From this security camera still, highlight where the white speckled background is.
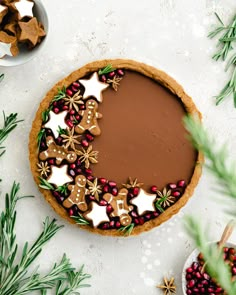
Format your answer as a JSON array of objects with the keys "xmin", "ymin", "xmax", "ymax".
[{"xmin": 1, "ymin": 0, "xmax": 236, "ymax": 294}]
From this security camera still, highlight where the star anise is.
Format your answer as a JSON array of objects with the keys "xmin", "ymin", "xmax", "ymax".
[
  {"xmin": 37, "ymin": 161, "xmax": 50, "ymax": 177},
  {"xmin": 107, "ymin": 75, "xmax": 123, "ymax": 91},
  {"xmin": 61, "ymin": 127, "xmax": 81, "ymax": 150},
  {"xmin": 122, "ymin": 177, "xmax": 144, "ymax": 189},
  {"xmin": 157, "ymin": 277, "xmax": 176, "ymax": 295},
  {"xmin": 76, "ymin": 145, "xmax": 98, "ymax": 169},
  {"xmin": 156, "ymin": 187, "xmax": 175, "ymax": 208},
  {"xmin": 64, "ymin": 90, "xmax": 84, "ymax": 112},
  {"xmin": 87, "ymin": 178, "xmax": 102, "ymax": 201}
]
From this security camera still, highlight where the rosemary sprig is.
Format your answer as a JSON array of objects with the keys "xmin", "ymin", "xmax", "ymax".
[
  {"xmin": 37, "ymin": 129, "xmax": 46, "ymax": 149},
  {"xmin": 98, "ymin": 64, "xmax": 116, "ymax": 75},
  {"xmin": 39, "ymin": 177, "xmax": 54, "ymax": 190},
  {"xmin": 209, "ymin": 13, "xmax": 236, "ymax": 61},
  {"xmin": 155, "ymin": 200, "xmax": 165, "ymax": 213},
  {"xmin": 0, "ymin": 112, "xmax": 23, "ymax": 157},
  {"xmin": 71, "ymin": 214, "xmax": 90, "ymax": 226},
  {"xmin": 56, "ymin": 184, "xmax": 68, "ymax": 195},
  {"xmin": 52, "ymin": 87, "xmax": 66, "ymax": 102},
  {"xmin": 0, "ymin": 182, "xmax": 91, "ymax": 294},
  {"xmin": 184, "ymin": 115, "xmax": 236, "ymax": 215},
  {"xmin": 184, "ymin": 217, "xmax": 236, "ymax": 295},
  {"xmin": 0, "ymin": 74, "xmax": 4, "ymax": 83},
  {"xmin": 58, "ymin": 126, "xmax": 68, "ymax": 136},
  {"xmin": 42, "ymin": 106, "xmax": 53, "ymax": 123},
  {"xmin": 118, "ymin": 223, "xmax": 135, "ymax": 236}
]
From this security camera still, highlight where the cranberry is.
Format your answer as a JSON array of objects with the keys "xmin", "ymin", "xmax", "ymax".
[
  {"xmin": 81, "ymin": 139, "xmax": 89, "ymax": 147},
  {"xmin": 177, "ymin": 179, "xmax": 186, "ymax": 187},
  {"xmin": 150, "ymin": 185, "xmax": 157, "ymax": 193},
  {"xmin": 66, "ymin": 89, "xmax": 73, "ymax": 96}
]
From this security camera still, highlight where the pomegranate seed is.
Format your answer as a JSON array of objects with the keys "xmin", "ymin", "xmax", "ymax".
[
  {"xmin": 99, "ymin": 178, "xmax": 107, "ymax": 184},
  {"xmin": 207, "ymin": 287, "xmax": 214, "ymax": 292},
  {"xmin": 224, "ymin": 247, "xmax": 229, "ymax": 253},
  {"xmin": 192, "ymin": 262, "xmax": 199, "ymax": 270},
  {"xmin": 134, "ymin": 218, "xmax": 139, "ymax": 225},
  {"xmin": 115, "ymin": 221, "xmax": 121, "ymax": 228},
  {"xmin": 108, "ymin": 181, "xmax": 116, "ymax": 187},
  {"xmin": 117, "ymin": 69, "xmax": 124, "ymax": 76},
  {"xmin": 172, "ymin": 191, "xmax": 181, "ymax": 197},
  {"xmin": 99, "ymin": 200, "xmax": 107, "ymax": 206},
  {"xmin": 109, "ymin": 220, "xmax": 115, "ymax": 227},
  {"xmin": 203, "ymin": 273, "xmax": 210, "ymax": 280},
  {"xmin": 66, "ymin": 120, "xmax": 73, "ymax": 128},
  {"xmin": 107, "ymin": 205, "xmax": 113, "ymax": 213},
  {"xmin": 66, "ymin": 89, "xmax": 73, "ymax": 96},
  {"xmin": 87, "ymin": 175, "xmax": 94, "ymax": 181},
  {"xmin": 187, "ymin": 280, "xmax": 195, "ymax": 288},
  {"xmin": 53, "ymin": 191, "xmax": 60, "ymax": 197},
  {"xmin": 229, "ymin": 248, "xmax": 235, "ymax": 255},
  {"xmin": 57, "ymin": 195, "xmax": 64, "ymax": 202},
  {"xmin": 139, "ymin": 217, "xmax": 145, "ymax": 225},
  {"xmin": 153, "ymin": 212, "xmax": 159, "ymax": 217},
  {"xmin": 69, "ymin": 170, "xmax": 75, "ymax": 177},
  {"xmin": 53, "ymin": 107, "xmax": 59, "ymax": 114},
  {"xmin": 70, "ymin": 164, "xmax": 76, "ymax": 169},
  {"xmin": 103, "ymin": 185, "xmax": 109, "ymax": 193},
  {"xmin": 76, "ymin": 168, "xmax": 82, "ymax": 174},
  {"xmin": 75, "ymin": 115, "xmax": 80, "ymax": 121},
  {"xmin": 186, "ymin": 290, "xmax": 192, "ymax": 295},
  {"xmin": 69, "ymin": 109, "xmax": 75, "ymax": 115},
  {"xmin": 186, "ymin": 274, "xmax": 192, "ymax": 280},
  {"xmin": 108, "ymin": 71, "xmax": 115, "ymax": 78},
  {"xmin": 102, "ymin": 223, "xmax": 109, "ymax": 229},
  {"xmin": 69, "ymin": 209, "xmax": 73, "ymax": 216},
  {"xmin": 150, "ymin": 185, "xmax": 157, "ymax": 193},
  {"xmin": 48, "ymin": 159, "xmax": 54, "ymax": 165},
  {"xmin": 131, "ymin": 211, "xmax": 138, "ymax": 218},
  {"xmin": 62, "ymin": 105, "xmax": 69, "ymax": 110},
  {"xmin": 128, "ymin": 193, "xmax": 134, "ymax": 198},
  {"xmin": 76, "ymin": 159, "xmax": 81, "ymax": 166},
  {"xmin": 232, "ymin": 267, "xmax": 236, "ymax": 275},
  {"xmin": 72, "ymin": 82, "xmax": 80, "ymax": 88},
  {"xmin": 186, "ymin": 267, "xmax": 193, "ymax": 273},
  {"xmin": 133, "ymin": 187, "xmax": 139, "ymax": 196},
  {"xmin": 177, "ymin": 180, "xmax": 186, "ymax": 187},
  {"xmin": 111, "ymin": 187, "xmax": 118, "ymax": 196},
  {"xmin": 101, "ymin": 75, "xmax": 106, "ymax": 82},
  {"xmin": 85, "ymin": 133, "xmax": 94, "ymax": 141},
  {"xmin": 40, "ymin": 142, "xmax": 46, "ymax": 148},
  {"xmin": 195, "ymin": 272, "xmax": 201, "ymax": 279},
  {"xmin": 89, "ymin": 195, "xmax": 95, "ymax": 201},
  {"xmin": 192, "ymin": 288, "xmax": 199, "ymax": 293},
  {"xmin": 53, "ymin": 101, "xmax": 58, "ymax": 107},
  {"xmin": 85, "ymin": 168, "xmax": 92, "ymax": 175},
  {"xmin": 215, "ymin": 287, "xmax": 223, "ymax": 293},
  {"xmin": 81, "ymin": 139, "xmax": 89, "ymax": 147},
  {"xmin": 71, "ymin": 86, "xmax": 78, "ymax": 92},
  {"xmin": 79, "ymin": 104, "xmax": 85, "ymax": 110},
  {"xmin": 168, "ymin": 183, "xmax": 177, "ymax": 189},
  {"xmin": 145, "ymin": 214, "xmax": 151, "ymax": 219}
]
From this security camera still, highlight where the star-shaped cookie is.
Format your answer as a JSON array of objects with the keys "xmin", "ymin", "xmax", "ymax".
[
  {"xmin": 0, "ymin": 31, "xmax": 18, "ymax": 58},
  {"xmin": 44, "ymin": 110, "xmax": 68, "ymax": 138},
  {"xmin": 79, "ymin": 72, "xmax": 109, "ymax": 103},
  {"xmin": 130, "ymin": 188, "xmax": 156, "ymax": 215},
  {"xmin": 47, "ymin": 165, "xmax": 73, "ymax": 187},
  {"xmin": 12, "ymin": 0, "xmax": 34, "ymax": 20},
  {"xmin": 84, "ymin": 202, "xmax": 110, "ymax": 227},
  {"xmin": 18, "ymin": 17, "xmax": 46, "ymax": 47}
]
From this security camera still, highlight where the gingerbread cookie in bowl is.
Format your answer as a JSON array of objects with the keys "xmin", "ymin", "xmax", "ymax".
[{"xmin": 29, "ymin": 59, "xmax": 203, "ymax": 237}]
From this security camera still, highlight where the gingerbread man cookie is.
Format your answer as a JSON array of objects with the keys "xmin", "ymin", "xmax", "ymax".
[
  {"xmin": 103, "ymin": 188, "xmax": 133, "ymax": 226},
  {"xmin": 63, "ymin": 175, "xmax": 88, "ymax": 211},
  {"xmin": 75, "ymin": 99, "xmax": 102, "ymax": 136},
  {"xmin": 39, "ymin": 136, "xmax": 77, "ymax": 165}
]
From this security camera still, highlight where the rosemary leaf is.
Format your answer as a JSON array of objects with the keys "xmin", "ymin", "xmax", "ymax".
[
  {"xmin": 118, "ymin": 223, "xmax": 135, "ymax": 236},
  {"xmin": 52, "ymin": 87, "xmax": 66, "ymax": 102},
  {"xmin": 37, "ymin": 129, "xmax": 46, "ymax": 149},
  {"xmin": 39, "ymin": 177, "xmax": 54, "ymax": 190},
  {"xmin": 98, "ymin": 64, "xmax": 116, "ymax": 75},
  {"xmin": 71, "ymin": 215, "xmax": 90, "ymax": 226},
  {"xmin": 0, "ymin": 74, "xmax": 4, "ymax": 83}
]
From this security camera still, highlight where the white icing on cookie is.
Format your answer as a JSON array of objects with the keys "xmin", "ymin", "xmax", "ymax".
[
  {"xmin": 47, "ymin": 164, "xmax": 73, "ymax": 187},
  {"xmin": 15, "ymin": 0, "xmax": 34, "ymax": 19},
  {"xmin": 44, "ymin": 111, "xmax": 68, "ymax": 138},
  {"xmin": 0, "ymin": 4, "xmax": 7, "ymax": 13},
  {"xmin": 0, "ymin": 41, "xmax": 13, "ymax": 58},
  {"xmin": 79, "ymin": 72, "xmax": 109, "ymax": 103},
  {"xmin": 84, "ymin": 202, "xmax": 109, "ymax": 227},
  {"xmin": 130, "ymin": 188, "xmax": 156, "ymax": 215}
]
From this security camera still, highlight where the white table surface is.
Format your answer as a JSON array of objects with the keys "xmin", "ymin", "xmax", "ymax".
[{"xmin": 1, "ymin": 0, "xmax": 236, "ymax": 294}]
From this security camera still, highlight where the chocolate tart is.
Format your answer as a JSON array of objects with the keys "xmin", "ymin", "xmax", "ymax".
[{"xmin": 29, "ymin": 59, "xmax": 203, "ymax": 236}]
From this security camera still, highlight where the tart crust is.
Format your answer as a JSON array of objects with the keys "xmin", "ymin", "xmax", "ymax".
[{"xmin": 29, "ymin": 59, "xmax": 203, "ymax": 236}]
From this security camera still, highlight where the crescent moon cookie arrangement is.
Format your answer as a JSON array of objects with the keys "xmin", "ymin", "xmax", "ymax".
[{"xmin": 29, "ymin": 60, "xmax": 202, "ymax": 236}]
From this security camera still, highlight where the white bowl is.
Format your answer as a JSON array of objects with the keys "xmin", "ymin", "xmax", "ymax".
[
  {"xmin": 0, "ymin": 0, "xmax": 48, "ymax": 67},
  {"xmin": 182, "ymin": 242, "xmax": 236, "ymax": 295}
]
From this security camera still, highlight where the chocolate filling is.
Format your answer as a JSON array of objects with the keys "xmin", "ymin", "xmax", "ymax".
[{"xmin": 92, "ymin": 71, "xmax": 197, "ymax": 188}]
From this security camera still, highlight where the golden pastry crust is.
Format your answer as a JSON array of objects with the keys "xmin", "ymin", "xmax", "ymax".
[{"xmin": 29, "ymin": 59, "xmax": 203, "ymax": 237}]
